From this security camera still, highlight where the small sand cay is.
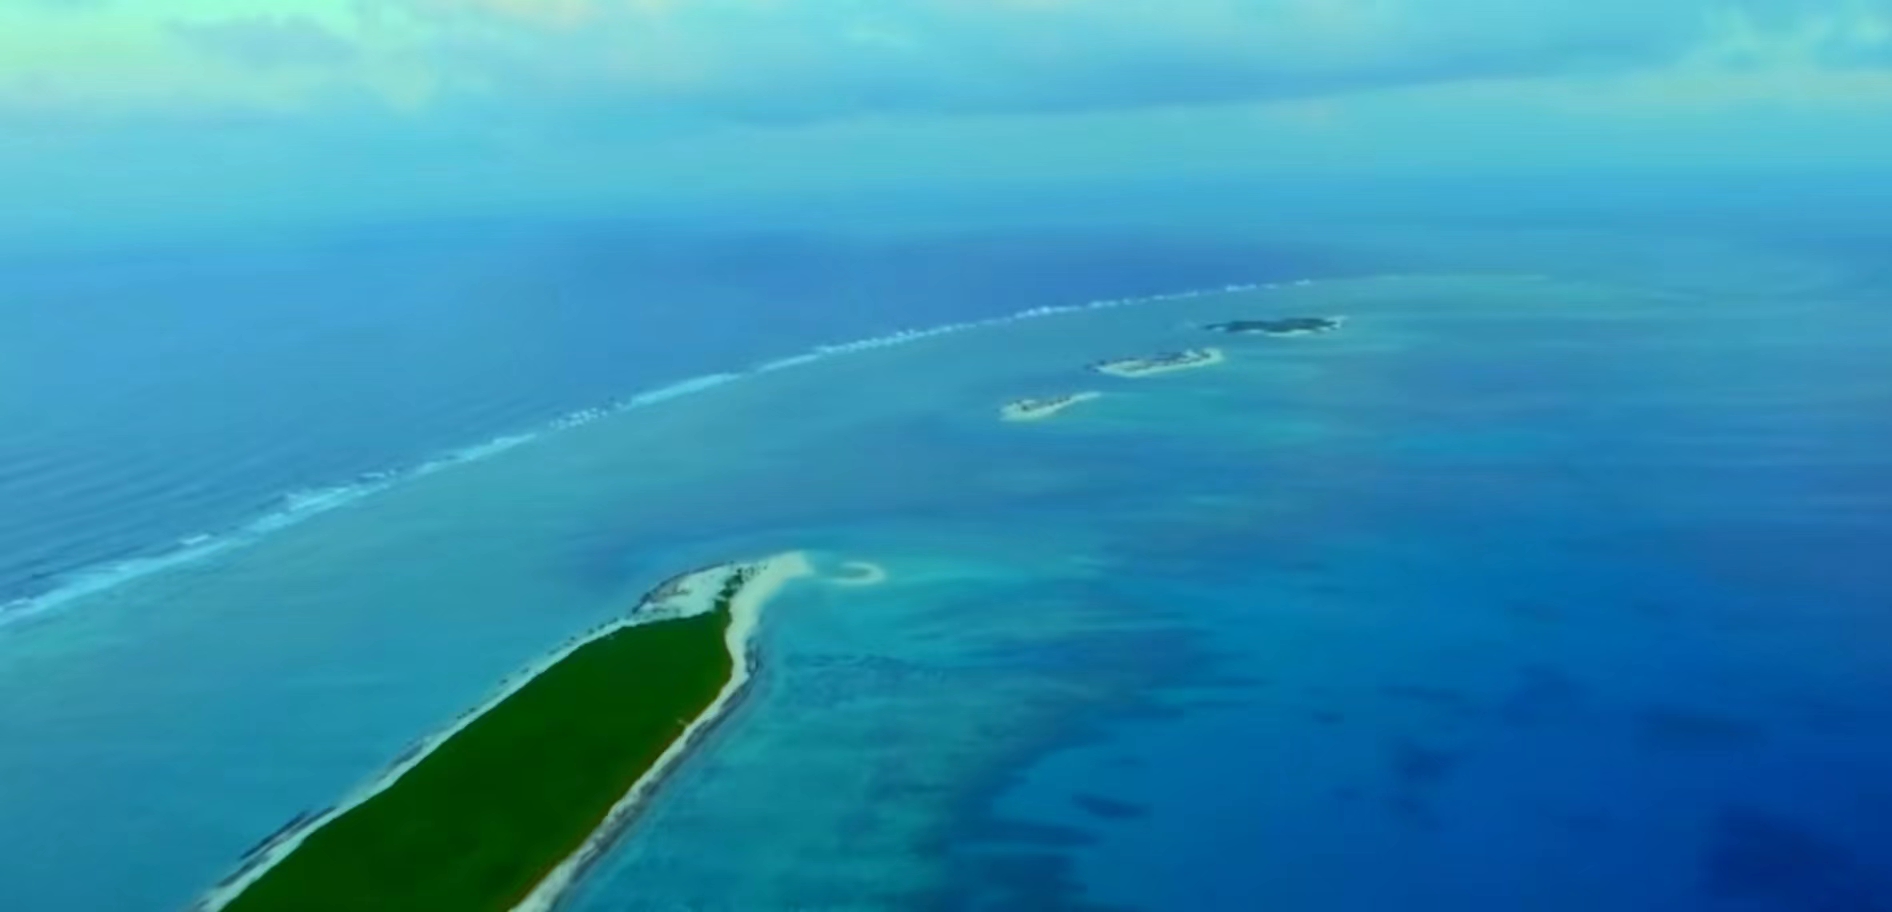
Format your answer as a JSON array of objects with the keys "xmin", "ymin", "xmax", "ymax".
[
  {"xmin": 1089, "ymin": 347, "xmax": 1224, "ymax": 378},
  {"xmin": 1204, "ymin": 316, "xmax": 1346, "ymax": 336},
  {"xmin": 1000, "ymin": 392, "xmax": 1101, "ymax": 422},
  {"xmin": 829, "ymin": 560, "xmax": 889, "ymax": 586}
]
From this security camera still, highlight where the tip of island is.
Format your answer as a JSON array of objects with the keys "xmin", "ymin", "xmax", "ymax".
[
  {"xmin": 1088, "ymin": 347, "xmax": 1225, "ymax": 378},
  {"xmin": 1000, "ymin": 391, "xmax": 1102, "ymax": 422},
  {"xmin": 1203, "ymin": 316, "xmax": 1346, "ymax": 336}
]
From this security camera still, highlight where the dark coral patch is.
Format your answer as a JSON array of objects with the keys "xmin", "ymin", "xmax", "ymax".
[
  {"xmin": 1636, "ymin": 707, "xmax": 1768, "ymax": 752},
  {"xmin": 1702, "ymin": 806, "xmax": 1888, "ymax": 910},
  {"xmin": 1071, "ymin": 793, "xmax": 1150, "ymax": 821}
]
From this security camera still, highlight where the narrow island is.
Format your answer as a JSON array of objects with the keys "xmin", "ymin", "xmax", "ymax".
[
  {"xmin": 1203, "ymin": 316, "xmax": 1346, "ymax": 336},
  {"xmin": 1089, "ymin": 347, "xmax": 1225, "ymax": 378},
  {"xmin": 198, "ymin": 553, "xmax": 814, "ymax": 912},
  {"xmin": 1000, "ymin": 392, "xmax": 1102, "ymax": 422}
]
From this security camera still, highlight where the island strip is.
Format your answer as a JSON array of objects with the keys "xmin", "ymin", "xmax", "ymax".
[
  {"xmin": 1203, "ymin": 316, "xmax": 1347, "ymax": 336},
  {"xmin": 198, "ymin": 552, "xmax": 814, "ymax": 912},
  {"xmin": 1088, "ymin": 347, "xmax": 1225, "ymax": 378},
  {"xmin": 1000, "ymin": 391, "xmax": 1102, "ymax": 422}
]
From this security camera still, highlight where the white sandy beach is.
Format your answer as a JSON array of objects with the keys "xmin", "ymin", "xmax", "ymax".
[
  {"xmin": 193, "ymin": 553, "xmax": 812, "ymax": 912},
  {"xmin": 1092, "ymin": 347, "xmax": 1225, "ymax": 378},
  {"xmin": 633, "ymin": 563, "xmax": 755, "ymax": 622},
  {"xmin": 999, "ymin": 391, "xmax": 1102, "ymax": 422},
  {"xmin": 512, "ymin": 551, "xmax": 815, "ymax": 912}
]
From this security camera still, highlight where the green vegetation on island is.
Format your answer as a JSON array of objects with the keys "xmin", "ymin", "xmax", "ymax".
[
  {"xmin": 1203, "ymin": 316, "xmax": 1344, "ymax": 335},
  {"xmin": 217, "ymin": 569, "xmax": 755, "ymax": 912}
]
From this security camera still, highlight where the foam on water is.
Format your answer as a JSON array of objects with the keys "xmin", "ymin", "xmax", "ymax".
[
  {"xmin": 0, "ymin": 277, "xmax": 1302, "ymax": 630},
  {"xmin": 627, "ymin": 372, "xmax": 745, "ymax": 407}
]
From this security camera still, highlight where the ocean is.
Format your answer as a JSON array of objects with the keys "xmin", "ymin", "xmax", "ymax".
[{"xmin": 1, "ymin": 185, "xmax": 1889, "ymax": 911}]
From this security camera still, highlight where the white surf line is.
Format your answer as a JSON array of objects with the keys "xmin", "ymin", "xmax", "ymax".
[
  {"xmin": 190, "ymin": 558, "xmax": 795, "ymax": 912},
  {"xmin": 511, "ymin": 551, "xmax": 816, "ymax": 912}
]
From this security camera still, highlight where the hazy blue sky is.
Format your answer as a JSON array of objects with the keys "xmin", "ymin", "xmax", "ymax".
[{"xmin": 7, "ymin": 1, "xmax": 1892, "ymax": 238}]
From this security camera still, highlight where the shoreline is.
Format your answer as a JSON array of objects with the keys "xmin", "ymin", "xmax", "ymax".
[
  {"xmin": 192, "ymin": 553, "xmax": 813, "ymax": 912},
  {"xmin": 511, "ymin": 551, "xmax": 814, "ymax": 911}
]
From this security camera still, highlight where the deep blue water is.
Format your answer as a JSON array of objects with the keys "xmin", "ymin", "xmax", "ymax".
[{"xmin": 1, "ymin": 188, "xmax": 1889, "ymax": 912}]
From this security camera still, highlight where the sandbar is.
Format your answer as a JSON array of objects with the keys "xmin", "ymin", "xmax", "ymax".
[
  {"xmin": 829, "ymin": 560, "xmax": 889, "ymax": 586},
  {"xmin": 1000, "ymin": 391, "xmax": 1102, "ymax": 422},
  {"xmin": 1089, "ymin": 347, "xmax": 1225, "ymax": 378}
]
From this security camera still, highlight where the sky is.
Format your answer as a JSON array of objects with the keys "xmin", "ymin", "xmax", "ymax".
[{"xmin": 6, "ymin": 0, "xmax": 1892, "ymax": 240}]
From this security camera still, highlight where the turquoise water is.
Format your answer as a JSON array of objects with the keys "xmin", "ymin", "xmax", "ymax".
[{"xmin": 2, "ymin": 219, "xmax": 1890, "ymax": 910}]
